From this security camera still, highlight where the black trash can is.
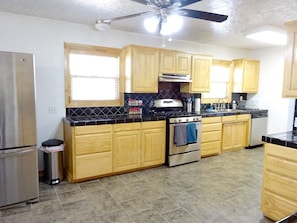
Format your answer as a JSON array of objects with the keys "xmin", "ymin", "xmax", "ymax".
[{"xmin": 41, "ymin": 139, "xmax": 64, "ymax": 185}]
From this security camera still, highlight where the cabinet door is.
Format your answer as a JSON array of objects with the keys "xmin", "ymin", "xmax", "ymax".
[
  {"xmin": 180, "ymin": 55, "xmax": 212, "ymax": 93},
  {"xmin": 233, "ymin": 122, "xmax": 245, "ymax": 148},
  {"xmin": 222, "ymin": 119, "xmax": 247, "ymax": 152},
  {"xmin": 242, "ymin": 60, "xmax": 259, "ymax": 92},
  {"xmin": 141, "ymin": 128, "xmax": 165, "ymax": 167},
  {"xmin": 113, "ymin": 130, "xmax": 141, "ymax": 172},
  {"xmin": 159, "ymin": 50, "xmax": 191, "ymax": 74},
  {"xmin": 283, "ymin": 21, "xmax": 297, "ymax": 97},
  {"xmin": 130, "ymin": 46, "xmax": 159, "ymax": 93},
  {"xmin": 233, "ymin": 59, "xmax": 259, "ymax": 93},
  {"xmin": 176, "ymin": 52, "xmax": 191, "ymax": 74},
  {"xmin": 222, "ymin": 123, "xmax": 233, "ymax": 151},
  {"xmin": 159, "ymin": 50, "xmax": 176, "ymax": 73}
]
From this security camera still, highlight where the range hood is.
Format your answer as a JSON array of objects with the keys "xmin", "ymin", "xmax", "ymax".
[{"xmin": 158, "ymin": 74, "xmax": 192, "ymax": 83}]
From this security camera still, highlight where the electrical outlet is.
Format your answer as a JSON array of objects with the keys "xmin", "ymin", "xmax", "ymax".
[{"xmin": 48, "ymin": 106, "xmax": 57, "ymax": 114}]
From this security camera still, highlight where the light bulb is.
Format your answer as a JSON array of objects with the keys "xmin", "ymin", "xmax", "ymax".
[
  {"xmin": 160, "ymin": 14, "xmax": 183, "ymax": 36},
  {"xmin": 144, "ymin": 16, "xmax": 159, "ymax": 33}
]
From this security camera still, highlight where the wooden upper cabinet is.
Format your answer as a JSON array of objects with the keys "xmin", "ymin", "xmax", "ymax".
[
  {"xmin": 180, "ymin": 54, "xmax": 212, "ymax": 93},
  {"xmin": 232, "ymin": 59, "xmax": 260, "ymax": 93},
  {"xmin": 123, "ymin": 45, "xmax": 159, "ymax": 93},
  {"xmin": 283, "ymin": 20, "xmax": 297, "ymax": 97},
  {"xmin": 159, "ymin": 49, "xmax": 191, "ymax": 74}
]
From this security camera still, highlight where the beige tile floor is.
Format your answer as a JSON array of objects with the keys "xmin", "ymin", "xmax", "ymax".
[{"xmin": 0, "ymin": 147, "xmax": 274, "ymax": 223}]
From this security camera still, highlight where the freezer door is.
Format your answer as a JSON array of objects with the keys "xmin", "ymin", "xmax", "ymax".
[
  {"xmin": 0, "ymin": 52, "xmax": 36, "ymax": 149},
  {"xmin": 0, "ymin": 146, "xmax": 39, "ymax": 207}
]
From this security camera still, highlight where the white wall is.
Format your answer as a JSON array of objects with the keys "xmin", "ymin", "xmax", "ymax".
[
  {"xmin": 247, "ymin": 48, "xmax": 295, "ymax": 134},
  {"xmin": 0, "ymin": 12, "xmax": 294, "ymax": 169}
]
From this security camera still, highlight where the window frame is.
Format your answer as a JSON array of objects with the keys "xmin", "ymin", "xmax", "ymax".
[
  {"xmin": 64, "ymin": 42, "xmax": 124, "ymax": 108},
  {"xmin": 201, "ymin": 59, "xmax": 233, "ymax": 104}
]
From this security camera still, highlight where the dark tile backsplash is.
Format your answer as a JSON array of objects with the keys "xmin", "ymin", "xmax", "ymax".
[{"xmin": 66, "ymin": 83, "xmax": 247, "ymax": 117}]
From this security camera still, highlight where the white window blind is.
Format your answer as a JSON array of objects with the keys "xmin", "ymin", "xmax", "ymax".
[
  {"xmin": 203, "ymin": 65, "xmax": 230, "ymax": 99},
  {"xmin": 69, "ymin": 53, "xmax": 120, "ymax": 101}
]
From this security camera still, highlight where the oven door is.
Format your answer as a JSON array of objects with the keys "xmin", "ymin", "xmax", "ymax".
[{"xmin": 169, "ymin": 121, "xmax": 202, "ymax": 155}]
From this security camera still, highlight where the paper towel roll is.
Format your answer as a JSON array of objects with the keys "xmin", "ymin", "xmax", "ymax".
[{"xmin": 194, "ymin": 98, "xmax": 201, "ymax": 112}]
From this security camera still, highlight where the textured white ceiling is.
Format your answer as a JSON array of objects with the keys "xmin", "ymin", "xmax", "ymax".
[{"xmin": 0, "ymin": 0, "xmax": 296, "ymax": 49}]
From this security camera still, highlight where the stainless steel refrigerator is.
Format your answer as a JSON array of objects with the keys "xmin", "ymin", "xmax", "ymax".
[{"xmin": 0, "ymin": 51, "xmax": 39, "ymax": 207}]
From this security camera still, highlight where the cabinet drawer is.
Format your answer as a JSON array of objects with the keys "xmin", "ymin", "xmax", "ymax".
[
  {"xmin": 142, "ymin": 121, "xmax": 165, "ymax": 129},
  {"xmin": 201, "ymin": 141, "xmax": 220, "ymax": 156},
  {"xmin": 222, "ymin": 115, "xmax": 236, "ymax": 123},
  {"xmin": 75, "ymin": 152, "xmax": 112, "ymax": 179},
  {"xmin": 74, "ymin": 125, "xmax": 112, "ymax": 135},
  {"xmin": 262, "ymin": 190, "xmax": 297, "ymax": 221},
  {"xmin": 202, "ymin": 123, "xmax": 221, "ymax": 132},
  {"xmin": 202, "ymin": 131, "xmax": 221, "ymax": 143},
  {"xmin": 202, "ymin": 116, "xmax": 221, "ymax": 124},
  {"xmin": 75, "ymin": 133, "xmax": 112, "ymax": 155},
  {"xmin": 265, "ymin": 155, "xmax": 297, "ymax": 181},
  {"xmin": 113, "ymin": 122, "xmax": 141, "ymax": 132},
  {"xmin": 237, "ymin": 114, "xmax": 250, "ymax": 121},
  {"xmin": 265, "ymin": 143, "xmax": 297, "ymax": 162},
  {"xmin": 263, "ymin": 171, "xmax": 297, "ymax": 203}
]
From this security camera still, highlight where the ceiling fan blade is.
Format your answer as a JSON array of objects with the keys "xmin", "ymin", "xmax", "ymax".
[
  {"xmin": 130, "ymin": 0, "xmax": 148, "ymax": 5},
  {"xmin": 104, "ymin": 11, "xmax": 151, "ymax": 23},
  {"xmin": 177, "ymin": 0, "xmax": 202, "ymax": 8},
  {"xmin": 179, "ymin": 9, "xmax": 228, "ymax": 22}
]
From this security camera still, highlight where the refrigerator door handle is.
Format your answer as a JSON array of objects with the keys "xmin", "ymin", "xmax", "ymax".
[{"xmin": 0, "ymin": 149, "xmax": 34, "ymax": 158}]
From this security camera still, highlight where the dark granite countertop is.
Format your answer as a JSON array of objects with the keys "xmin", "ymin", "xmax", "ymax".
[
  {"xmin": 63, "ymin": 109, "xmax": 268, "ymax": 126},
  {"xmin": 262, "ymin": 131, "xmax": 297, "ymax": 149},
  {"xmin": 63, "ymin": 114, "xmax": 167, "ymax": 126},
  {"xmin": 201, "ymin": 109, "xmax": 251, "ymax": 117}
]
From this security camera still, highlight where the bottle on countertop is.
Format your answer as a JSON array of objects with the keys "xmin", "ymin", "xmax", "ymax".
[
  {"xmin": 187, "ymin": 98, "xmax": 192, "ymax": 113},
  {"xmin": 232, "ymin": 100, "xmax": 237, "ymax": 110}
]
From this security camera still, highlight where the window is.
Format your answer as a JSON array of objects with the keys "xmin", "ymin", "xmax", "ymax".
[
  {"xmin": 64, "ymin": 43, "xmax": 123, "ymax": 107},
  {"xmin": 202, "ymin": 59, "xmax": 232, "ymax": 104}
]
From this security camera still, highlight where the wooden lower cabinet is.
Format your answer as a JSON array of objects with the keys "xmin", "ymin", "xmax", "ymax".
[
  {"xmin": 64, "ymin": 120, "xmax": 165, "ymax": 182},
  {"xmin": 113, "ymin": 123, "xmax": 141, "ymax": 172},
  {"xmin": 221, "ymin": 114, "xmax": 250, "ymax": 152},
  {"xmin": 141, "ymin": 121, "xmax": 165, "ymax": 167},
  {"xmin": 201, "ymin": 116, "xmax": 222, "ymax": 157},
  {"xmin": 261, "ymin": 143, "xmax": 297, "ymax": 221},
  {"xmin": 64, "ymin": 124, "xmax": 113, "ymax": 182},
  {"xmin": 75, "ymin": 153, "xmax": 112, "ymax": 179}
]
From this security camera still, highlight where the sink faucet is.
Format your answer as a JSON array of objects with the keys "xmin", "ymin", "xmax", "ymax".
[{"xmin": 217, "ymin": 98, "xmax": 226, "ymax": 110}]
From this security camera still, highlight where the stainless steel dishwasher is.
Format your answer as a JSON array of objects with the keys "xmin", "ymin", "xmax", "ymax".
[{"xmin": 247, "ymin": 110, "xmax": 268, "ymax": 148}]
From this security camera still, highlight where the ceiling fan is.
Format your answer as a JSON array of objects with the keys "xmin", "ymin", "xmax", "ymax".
[{"xmin": 95, "ymin": 0, "xmax": 228, "ymax": 36}]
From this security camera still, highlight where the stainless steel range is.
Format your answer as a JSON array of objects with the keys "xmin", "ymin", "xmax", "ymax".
[{"xmin": 152, "ymin": 99, "xmax": 202, "ymax": 167}]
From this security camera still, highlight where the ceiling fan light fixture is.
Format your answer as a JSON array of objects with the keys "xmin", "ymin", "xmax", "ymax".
[
  {"xmin": 95, "ymin": 20, "xmax": 110, "ymax": 31},
  {"xmin": 160, "ymin": 15, "xmax": 183, "ymax": 36},
  {"xmin": 244, "ymin": 25, "xmax": 287, "ymax": 45},
  {"xmin": 144, "ymin": 16, "xmax": 159, "ymax": 33},
  {"xmin": 167, "ymin": 14, "xmax": 183, "ymax": 33}
]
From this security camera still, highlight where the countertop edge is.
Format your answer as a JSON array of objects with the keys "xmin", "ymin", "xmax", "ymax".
[{"xmin": 262, "ymin": 131, "xmax": 297, "ymax": 149}]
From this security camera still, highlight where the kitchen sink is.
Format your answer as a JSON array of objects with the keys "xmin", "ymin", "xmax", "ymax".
[{"xmin": 203, "ymin": 109, "xmax": 247, "ymax": 115}]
